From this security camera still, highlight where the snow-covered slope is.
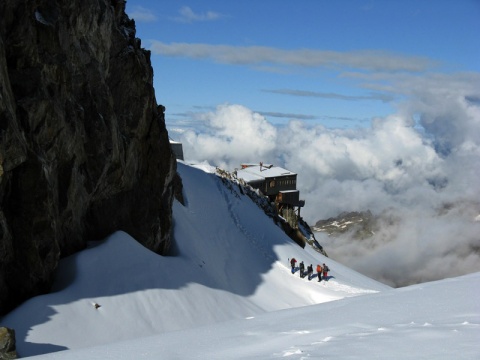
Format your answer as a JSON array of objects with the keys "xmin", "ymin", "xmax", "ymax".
[
  {"xmin": 28, "ymin": 272, "xmax": 480, "ymax": 360},
  {"xmin": 1, "ymin": 162, "xmax": 478, "ymax": 359}
]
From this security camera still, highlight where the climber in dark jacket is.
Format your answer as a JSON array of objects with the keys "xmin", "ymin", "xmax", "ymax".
[
  {"xmin": 299, "ymin": 261, "xmax": 305, "ymax": 278},
  {"xmin": 307, "ymin": 264, "xmax": 313, "ymax": 280}
]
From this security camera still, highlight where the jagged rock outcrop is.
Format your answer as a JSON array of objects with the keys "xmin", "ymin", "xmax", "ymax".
[
  {"xmin": 215, "ymin": 167, "xmax": 326, "ymax": 255},
  {"xmin": 0, "ymin": 0, "xmax": 176, "ymax": 315},
  {"xmin": 0, "ymin": 327, "xmax": 17, "ymax": 359},
  {"xmin": 312, "ymin": 211, "xmax": 376, "ymax": 239}
]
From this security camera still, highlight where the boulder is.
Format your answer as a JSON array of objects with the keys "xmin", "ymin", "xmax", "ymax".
[{"xmin": 0, "ymin": 327, "xmax": 17, "ymax": 359}]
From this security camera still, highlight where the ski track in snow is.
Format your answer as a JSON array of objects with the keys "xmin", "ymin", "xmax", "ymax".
[
  {"xmin": 216, "ymin": 176, "xmax": 275, "ymax": 262},
  {"xmin": 215, "ymin": 169, "xmax": 381, "ymax": 300},
  {"xmin": 270, "ymin": 319, "xmax": 480, "ymax": 359},
  {"xmin": 325, "ymin": 279, "xmax": 379, "ymax": 295},
  {"xmin": 272, "ymin": 322, "xmax": 474, "ymax": 359}
]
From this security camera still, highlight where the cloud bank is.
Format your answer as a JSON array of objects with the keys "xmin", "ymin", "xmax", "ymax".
[
  {"xmin": 171, "ymin": 72, "xmax": 480, "ymax": 287},
  {"xmin": 150, "ymin": 41, "xmax": 434, "ymax": 73},
  {"xmin": 263, "ymin": 89, "xmax": 394, "ymax": 103}
]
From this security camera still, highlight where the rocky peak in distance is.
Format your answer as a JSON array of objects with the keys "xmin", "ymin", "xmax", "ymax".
[{"xmin": 312, "ymin": 211, "xmax": 376, "ymax": 239}]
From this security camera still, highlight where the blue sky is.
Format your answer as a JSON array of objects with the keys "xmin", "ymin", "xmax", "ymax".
[
  {"xmin": 124, "ymin": 2, "xmax": 479, "ymax": 238},
  {"xmin": 126, "ymin": 0, "xmax": 480, "ymax": 130}
]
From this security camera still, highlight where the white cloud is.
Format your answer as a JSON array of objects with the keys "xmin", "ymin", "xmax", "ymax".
[
  {"xmin": 150, "ymin": 42, "xmax": 434, "ymax": 73},
  {"xmin": 173, "ymin": 71, "xmax": 480, "ymax": 287},
  {"xmin": 174, "ymin": 6, "xmax": 224, "ymax": 23},
  {"xmin": 180, "ymin": 104, "xmax": 277, "ymax": 170},
  {"xmin": 128, "ymin": 6, "xmax": 157, "ymax": 22},
  {"xmin": 263, "ymin": 88, "xmax": 394, "ymax": 103}
]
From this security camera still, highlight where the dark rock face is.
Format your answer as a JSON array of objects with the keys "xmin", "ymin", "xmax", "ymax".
[{"xmin": 0, "ymin": 0, "xmax": 176, "ymax": 315}]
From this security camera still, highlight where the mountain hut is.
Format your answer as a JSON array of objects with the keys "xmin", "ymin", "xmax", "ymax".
[{"xmin": 236, "ymin": 163, "xmax": 305, "ymax": 228}]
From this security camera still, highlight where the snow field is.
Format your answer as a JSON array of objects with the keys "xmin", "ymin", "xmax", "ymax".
[{"xmin": 1, "ymin": 161, "xmax": 478, "ymax": 359}]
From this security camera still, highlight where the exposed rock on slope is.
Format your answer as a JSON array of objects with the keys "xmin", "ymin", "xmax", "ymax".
[
  {"xmin": 0, "ymin": 0, "xmax": 176, "ymax": 315},
  {"xmin": 215, "ymin": 167, "xmax": 327, "ymax": 256},
  {"xmin": 0, "ymin": 327, "xmax": 17, "ymax": 359}
]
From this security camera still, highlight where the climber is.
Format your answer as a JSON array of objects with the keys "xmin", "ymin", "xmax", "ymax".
[
  {"xmin": 307, "ymin": 264, "xmax": 313, "ymax": 280},
  {"xmin": 322, "ymin": 263, "xmax": 330, "ymax": 281},
  {"xmin": 290, "ymin": 258, "xmax": 297, "ymax": 274},
  {"xmin": 299, "ymin": 261, "xmax": 305, "ymax": 278},
  {"xmin": 316, "ymin": 264, "xmax": 323, "ymax": 282}
]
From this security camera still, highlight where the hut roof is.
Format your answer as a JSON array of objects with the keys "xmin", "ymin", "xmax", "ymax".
[{"xmin": 237, "ymin": 164, "xmax": 296, "ymax": 182}]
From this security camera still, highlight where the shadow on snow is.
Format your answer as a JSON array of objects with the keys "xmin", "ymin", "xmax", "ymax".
[{"xmin": 1, "ymin": 162, "xmax": 305, "ymax": 357}]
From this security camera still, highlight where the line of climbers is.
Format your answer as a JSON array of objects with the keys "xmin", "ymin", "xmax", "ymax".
[{"xmin": 289, "ymin": 258, "xmax": 330, "ymax": 282}]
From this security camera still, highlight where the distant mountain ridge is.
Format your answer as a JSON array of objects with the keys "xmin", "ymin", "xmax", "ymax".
[{"xmin": 312, "ymin": 210, "xmax": 376, "ymax": 239}]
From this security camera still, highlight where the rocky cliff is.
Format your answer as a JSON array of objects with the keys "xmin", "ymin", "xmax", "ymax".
[
  {"xmin": 0, "ymin": 0, "xmax": 176, "ymax": 315},
  {"xmin": 312, "ymin": 211, "xmax": 376, "ymax": 239}
]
